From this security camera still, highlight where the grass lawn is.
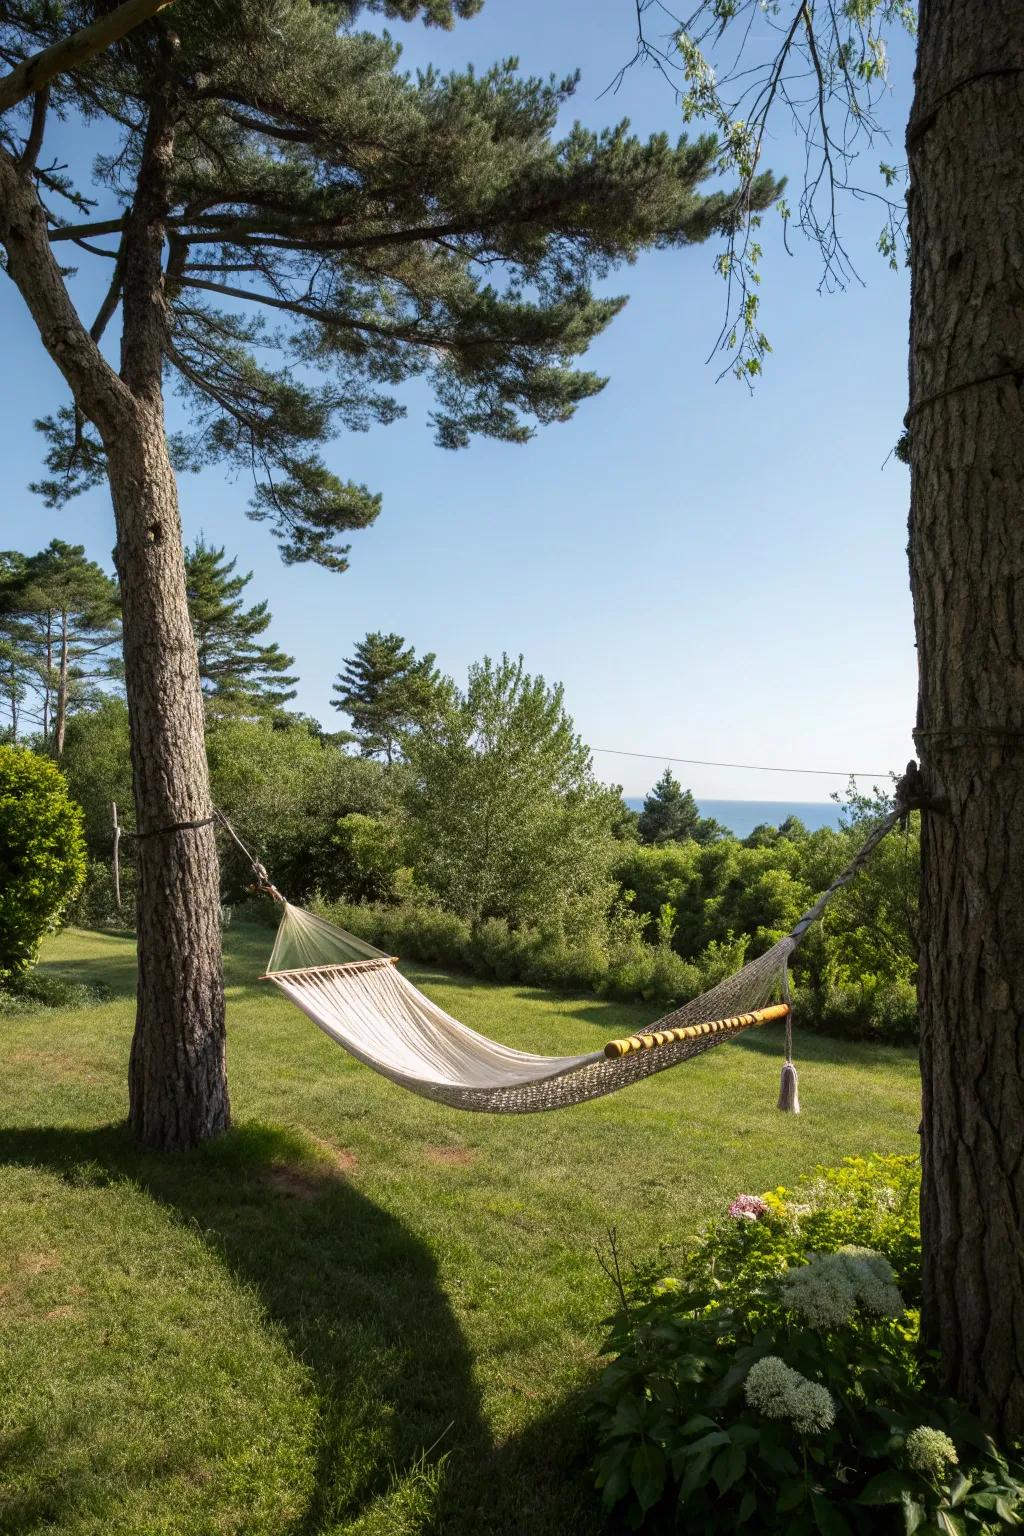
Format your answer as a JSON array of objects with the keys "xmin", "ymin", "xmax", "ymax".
[{"xmin": 0, "ymin": 921, "xmax": 921, "ymax": 1535}]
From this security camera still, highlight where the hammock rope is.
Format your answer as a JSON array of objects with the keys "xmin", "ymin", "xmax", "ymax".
[{"xmin": 210, "ymin": 793, "xmax": 911, "ymax": 1117}]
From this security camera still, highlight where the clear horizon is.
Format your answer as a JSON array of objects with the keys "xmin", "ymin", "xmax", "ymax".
[{"xmin": 0, "ymin": 1, "xmax": 918, "ymax": 801}]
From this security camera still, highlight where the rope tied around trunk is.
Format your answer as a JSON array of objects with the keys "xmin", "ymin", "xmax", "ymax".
[{"xmin": 131, "ymin": 815, "xmax": 217, "ymax": 839}]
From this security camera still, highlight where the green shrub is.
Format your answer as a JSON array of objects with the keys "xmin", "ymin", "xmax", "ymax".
[
  {"xmin": 589, "ymin": 1157, "xmax": 1023, "ymax": 1533},
  {"xmin": 313, "ymin": 895, "xmax": 710, "ymax": 1006},
  {"xmin": 793, "ymin": 976, "xmax": 919, "ymax": 1044},
  {"xmin": 0, "ymin": 746, "xmax": 86, "ymax": 985},
  {"xmin": 0, "ymin": 968, "xmax": 108, "ymax": 1016},
  {"xmin": 318, "ymin": 898, "xmax": 471, "ymax": 971}
]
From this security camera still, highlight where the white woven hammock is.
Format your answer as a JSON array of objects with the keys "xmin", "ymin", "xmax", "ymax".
[
  {"xmin": 259, "ymin": 808, "xmax": 900, "ymax": 1115},
  {"xmin": 263, "ymin": 905, "xmax": 799, "ymax": 1113}
]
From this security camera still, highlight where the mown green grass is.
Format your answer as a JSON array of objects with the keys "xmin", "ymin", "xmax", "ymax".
[{"xmin": 0, "ymin": 922, "xmax": 921, "ymax": 1535}]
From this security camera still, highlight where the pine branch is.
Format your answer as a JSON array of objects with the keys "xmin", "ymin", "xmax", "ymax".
[
  {"xmin": 0, "ymin": 144, "xmax": 130, "ymax": 436},
  {"xmin": 224, "ymin": 110, "xmax": 317, "ymax": 145},
  {"xmin": 0, "ymin": 0, "xmax": 178, "ymax": 115},
  {"xmin": 18, "ymin": 83, "xmax": 48, "ymax": 169},
  {"xmin": 177, "ymin": 275, "xmax": 455, "ymax": 351},
  {"xmin": 90, "ymin": 243, "xmax": 125, "ymax": 343},
  {"xmin": 47, "ymin": 215, "xmax": 126, "ymax": 243}
]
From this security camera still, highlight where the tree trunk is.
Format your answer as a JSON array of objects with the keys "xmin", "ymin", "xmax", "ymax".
[
  {"xmin": 43, "ymin": 610, "xmax": 51, "ymax": 744},
  {"xmin": 907, "ymin": 0, "xmax": 1024, "ymax": 1442},
  {"xmin": 109, "ymin": 414, "xmax": 229, "ymax": 1150},
  {"xmin": 115, "ymin": 81, "xmax": 229, "ymax": 1151},
  {"xmin": 54, "ymin": 606, "xmax": 68, "ymax": 757},
  {"xmin": 0, "ymin": 86, "xmax": 229, "ymax": 1152}
]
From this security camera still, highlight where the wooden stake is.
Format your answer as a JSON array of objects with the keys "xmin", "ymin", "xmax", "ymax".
[{"xmin": 112, "ymin": 800, "xmax": 122, "ymax": 911}]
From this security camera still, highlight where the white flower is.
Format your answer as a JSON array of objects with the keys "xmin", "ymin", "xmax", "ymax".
[
  {"xmin": 905, "ymin": 1426, "xmax": 958, "ymax": 1477},
  {"xmin": 838, "ymin": 1246, "xmax": 904, "ymax": 1318},
  {"xmin": 744, "ymin": 1356, "xmax": 836, "ymax": 1434},
  {"xmin": 780, "ymin": 1247, "xmax": 904, "ymax": 1328}
]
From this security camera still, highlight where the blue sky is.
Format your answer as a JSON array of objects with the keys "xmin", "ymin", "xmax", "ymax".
[{"xmin": 0, "ymin": 1, "xmax": 918, "ymax": 801}]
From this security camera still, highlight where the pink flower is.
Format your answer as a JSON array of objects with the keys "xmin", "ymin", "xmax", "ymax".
[{"xmin": 729, "ymin": 1194, "xmax": 769, "ymax": 1222}]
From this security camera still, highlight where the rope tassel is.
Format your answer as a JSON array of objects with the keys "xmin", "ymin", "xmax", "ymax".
[{"xmin": 777, "ymin": 1060, "xmax": 800, "ymax": 1114}]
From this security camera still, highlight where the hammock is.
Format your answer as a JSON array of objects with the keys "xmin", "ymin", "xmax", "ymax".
[{"xmin": 257, "ymin": 809, "xmax": 903, "ymax": 1115}]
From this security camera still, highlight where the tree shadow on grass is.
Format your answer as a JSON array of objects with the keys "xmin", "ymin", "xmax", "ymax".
[{"xmin": 0, "ymin": 1119, "xmax": 601, "ymax": 1536}]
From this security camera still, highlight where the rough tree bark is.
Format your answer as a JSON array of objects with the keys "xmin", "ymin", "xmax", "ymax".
[
  {"xmin": 115, "ymin": 87, "xmax": 229, "ymax": 1149},
  {"xmin": 908, "ymin": 0, "xmax": 1024, "ymax": 1442},
  {"xmin": 0, "ymin": 91, "xmax": 229, "ymax": 1150}
]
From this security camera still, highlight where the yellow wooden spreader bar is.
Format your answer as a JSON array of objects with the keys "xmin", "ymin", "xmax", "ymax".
[{"xmin": 603, "ymin": 1002, "xmax": 790, "ymax": 1060}]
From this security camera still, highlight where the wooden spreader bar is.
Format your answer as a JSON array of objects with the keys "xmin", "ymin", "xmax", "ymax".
[
  {"xmin": 603, "ymin": 1002, "xmax": 790, "ymax": 1059},
  {"xmin": 259, "ymin": 956, "xmax": 399, "ymax": 981}
]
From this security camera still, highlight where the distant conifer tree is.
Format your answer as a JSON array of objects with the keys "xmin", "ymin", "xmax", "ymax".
[
  {"xmin": 0, "ymin": 552, "xmax": 35, "ymax": 744},
  {"xmin": 1, "ymin": 540, "xmax": 121, "ymax": 756},
  {"xmin": 333, "ymin": 632, "xmax": 445, "ymax": 763},
  {"xmin": 184, "ymin": 540, "xmax": 297, "ymax": 718},
  {"xmin": 637, "ymin": 767, "xmax": 701, "ymax": 844}
]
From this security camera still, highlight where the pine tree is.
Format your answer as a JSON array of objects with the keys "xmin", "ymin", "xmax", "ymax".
[
  {"xmin": 185, "ymin": 539, "xmax": 297, "ymax": 718},
  {"xmin": 637, "ymin": 767, "xmax": 701, "ymax": 844},
  {"xmin": 0, "ymin": 1, "xmax": 779, "ymax": 1149},
  {"xmin": 332, "ymin": 632, "xmax": 445, "ymax": 764},
  {"xmin": 2, "ymin": 541, "xmax": 121, "ymax": 756},
  {"xmin": 0, "ymin": 552, "xmax": 34, "ymax": 742}
]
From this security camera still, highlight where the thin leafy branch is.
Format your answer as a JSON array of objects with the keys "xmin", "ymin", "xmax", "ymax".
[{"xmin": 610, "ymin": 0, "xmax": 914, "ymax": 379}]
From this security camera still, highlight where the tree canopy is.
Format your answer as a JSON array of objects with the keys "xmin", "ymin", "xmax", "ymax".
[
  {"xmin": 3, "ymin": 0, "xmax": 780, "ymax": 569},
  {"xmin": 0, "ymin": 539, "xmax": 121, "ymax": 753},
  {"xmin": 404, "ymin": 652, "xmax": 619, "ymax": 929}
]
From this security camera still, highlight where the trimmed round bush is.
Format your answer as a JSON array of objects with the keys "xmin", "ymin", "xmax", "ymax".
[{"xmin": 0, "ymin": 746, "xmax": 86, "ymax": 985}]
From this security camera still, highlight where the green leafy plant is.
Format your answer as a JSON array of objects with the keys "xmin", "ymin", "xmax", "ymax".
[
  {"xmin": 0, "ymin": 968, "xmax": 108, "ymax": 1016},
  {"xmin": 590, "ymin": 1157, "xmax": 1023, "ymax": 1532},
  {"xmin": 0, "ymin": 745, "xmax": 86, "ymax": 986}
]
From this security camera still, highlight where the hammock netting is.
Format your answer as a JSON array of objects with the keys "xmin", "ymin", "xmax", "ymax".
[{"xmin": 260, "ymin": 811, "xmax": 900, "ymax": 1114}]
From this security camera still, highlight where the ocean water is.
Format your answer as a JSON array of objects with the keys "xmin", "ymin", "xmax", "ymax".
[{"xmin": 623, "ymin": 798, "xmax": 842, "ymax": 840}]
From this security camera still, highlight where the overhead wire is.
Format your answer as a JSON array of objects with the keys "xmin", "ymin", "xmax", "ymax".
[{"xmin": 590, "ymin": 747, "xmax": 894, "ymax": 779}]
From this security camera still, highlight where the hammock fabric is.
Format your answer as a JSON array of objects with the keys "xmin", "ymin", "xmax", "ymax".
[{"xmin": 258, "ymin": 807, "xmax": 901, "ymax": 1114}]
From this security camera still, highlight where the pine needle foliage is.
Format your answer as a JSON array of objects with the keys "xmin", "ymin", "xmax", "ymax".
[
  {"xmin": 637, "ymin": 766, "xmax": 725, "ymax": 846},
  {"xmin": 2, "ymin": 1, "xmax": 781, "ymax": 569},
  {"xmin": 184, "ymin": 538, "xmax": 298, "ymax": 717},
  {"xmin": 332, "ymin": 630, "xmax": 446, "ymax": 762}
]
